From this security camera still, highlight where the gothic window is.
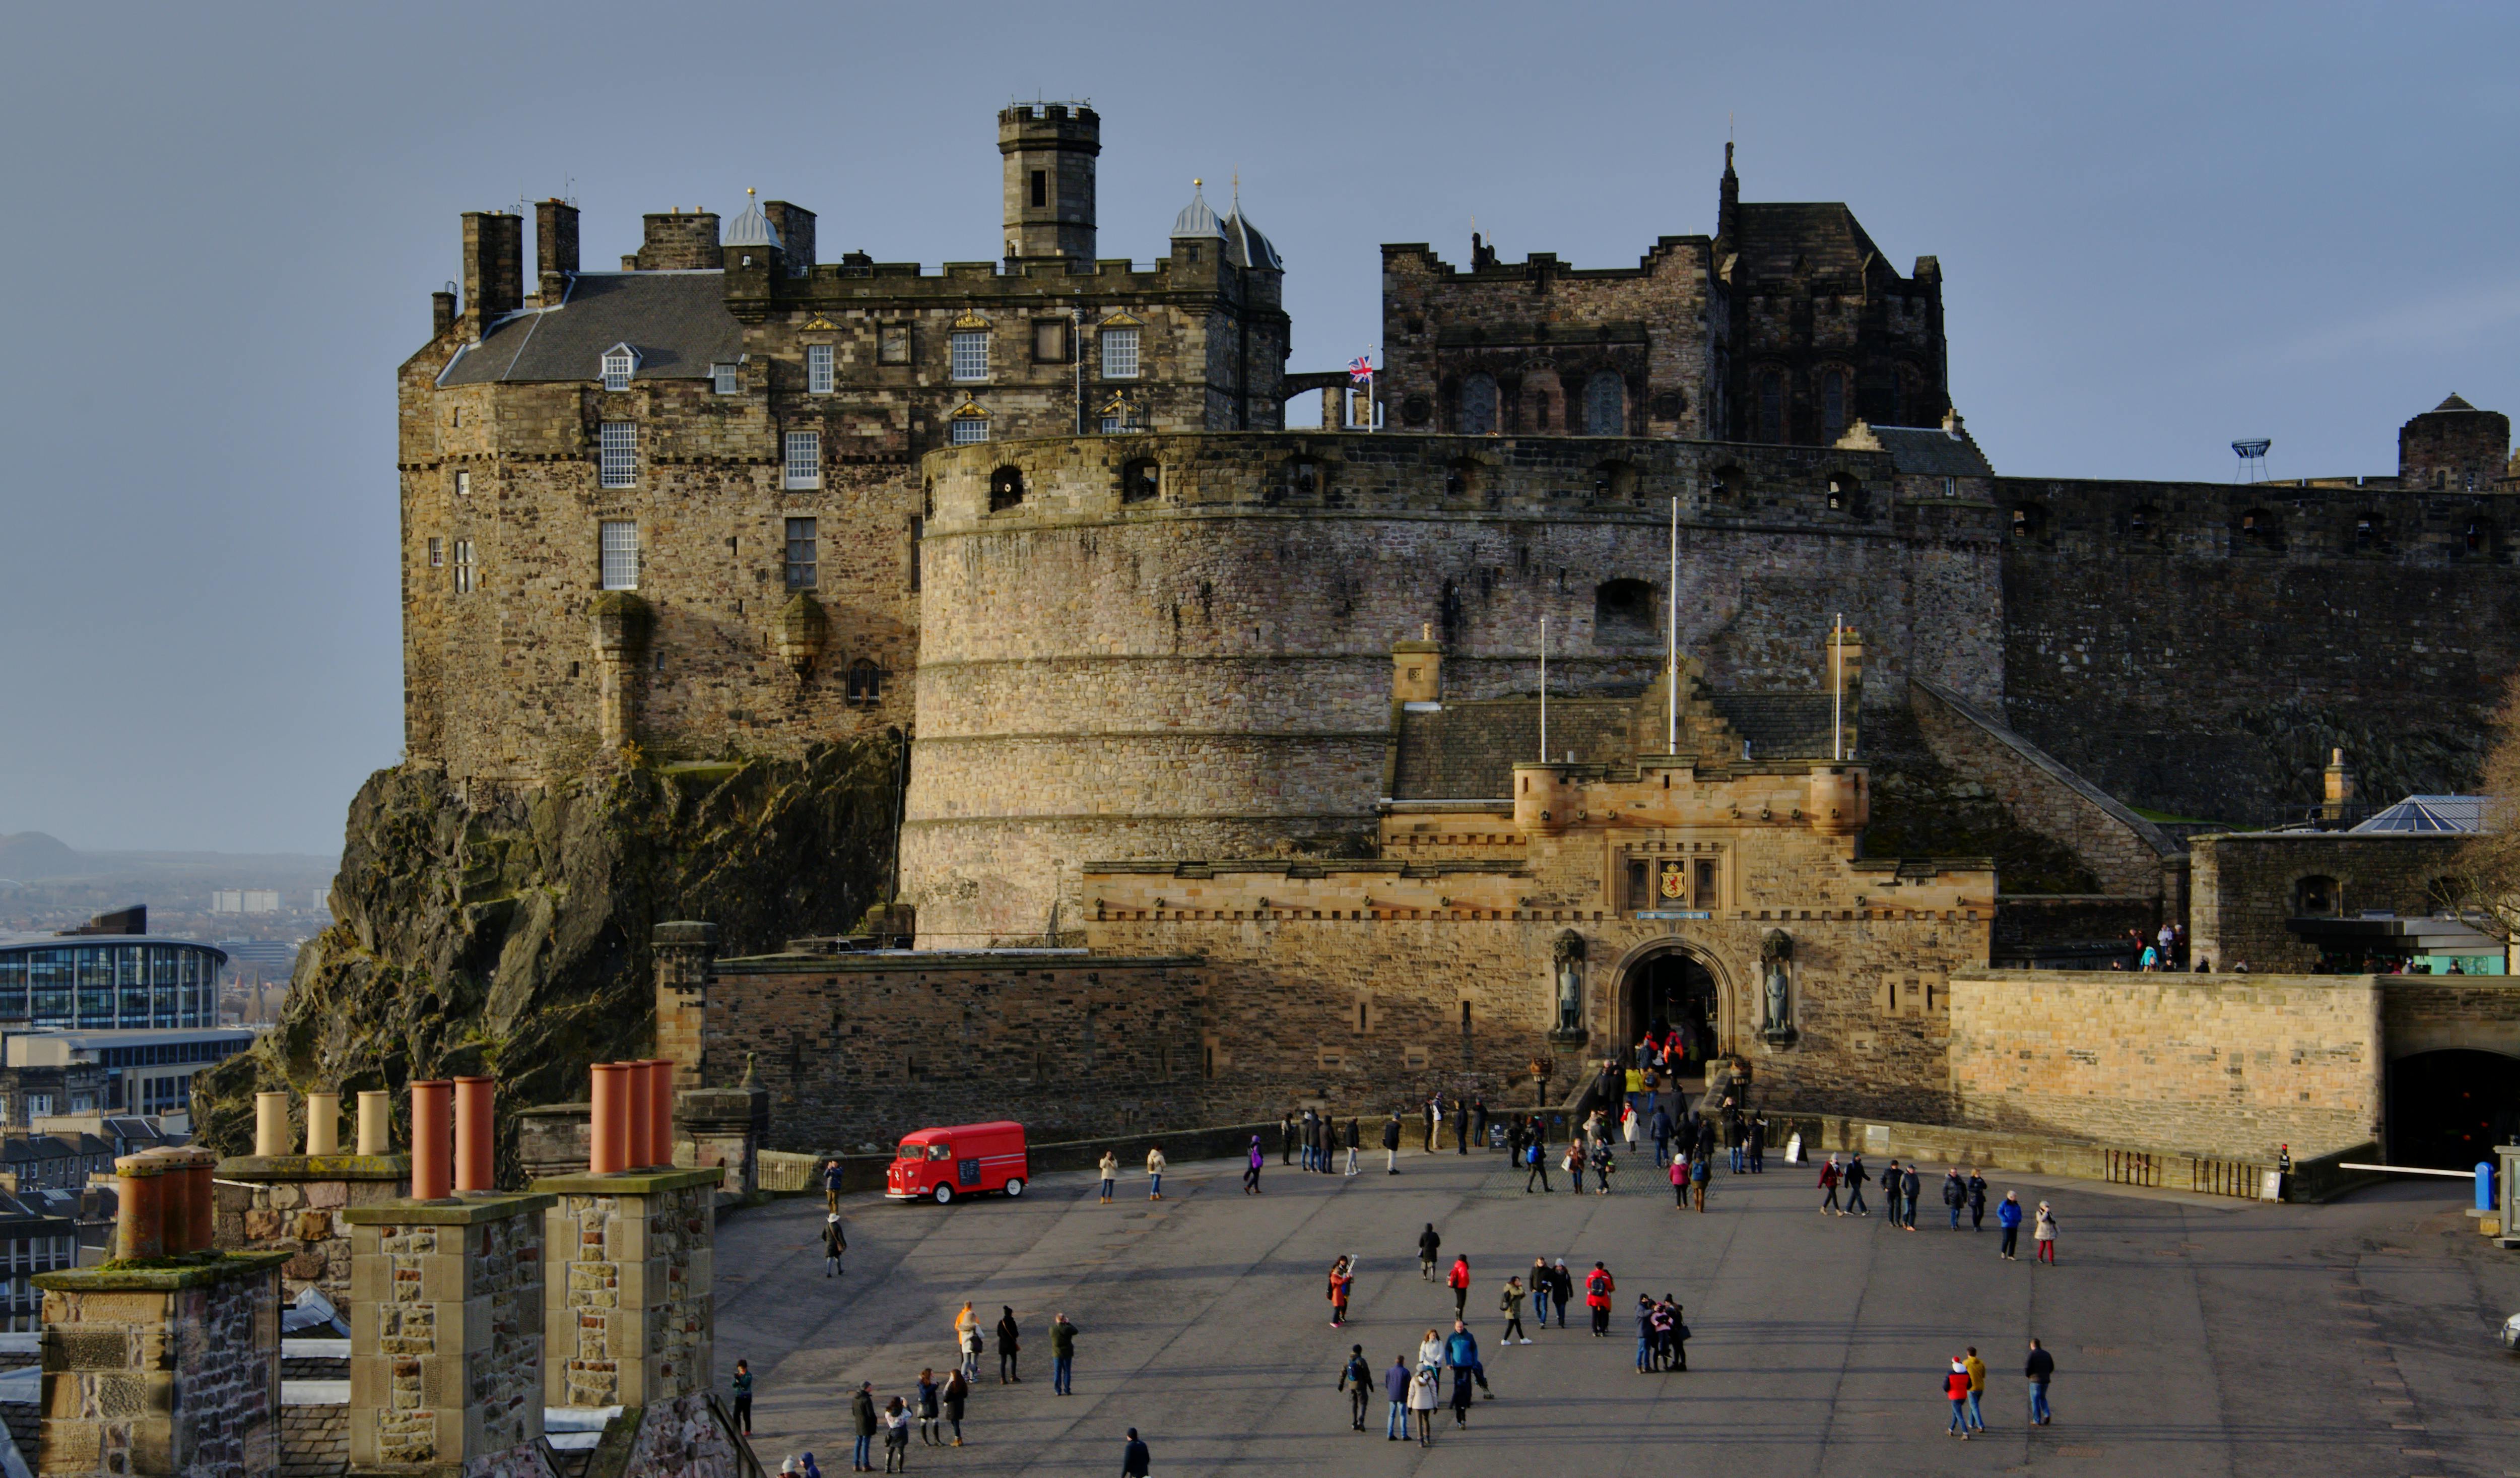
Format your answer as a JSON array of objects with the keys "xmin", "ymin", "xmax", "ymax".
[
  {"xmin": 1755, "ymin": 370, "xmax": 1785, "ymax": 442},
  {"xmin": 598, "ymin": 422, "xmax": 637, "ymax": 487},
  {"xmin": 807, "ymin": 343, "xmax": 834, "ymax": 394},
  {"xmin": 1120, "ymin": 458, "xmax": 1160, "ymax": 504},
  {"xmin": 1593, "ymin": 579, "xmax": 1655, "ymax": 645},
  {"xmin": 988, "ymin": 466, "xmax": 1027, "ymax": 512},
  {"xmin": 783, "ymin": 430, "xmax": 822, "ymax": 491},
  {"xmin": 846, "ymin": 658, "xmax": 882, "ymax": 705},
  {"xmin": 1818, "ymin": 367, "xmax": 1849, "ymax": 443},
  {"xmin": 598, "ymin": 521, "xmax": 638, "ymax": 591},
  {"xmin": 1584, "ymin": 371, "xmax": 1624, "ymax": 436},
  {"xmin": 1458, "ymin": 374, "xmax": 1499, "ymax": 434},
  {"xmin": 784, "ymin": 518, "xmax": 817, "ymax": 590}
]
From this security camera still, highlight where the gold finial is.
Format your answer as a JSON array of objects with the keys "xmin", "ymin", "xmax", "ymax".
[
  {"xmin": 746, "ymin": 186, "xmax": 756, "ymax": 198},
  {"xmin": 1192, "ymin": 177, "xmax": 1202, "ymax": 189}
]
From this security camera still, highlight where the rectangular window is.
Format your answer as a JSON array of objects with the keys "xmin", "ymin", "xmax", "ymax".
[
  {"xmin": 950, "ymin": 330, "xmax": 989, "ymax": 382},
  {"xmin": 1101, "ymin": 327, "xmax": 1140, "ymax": 379},
  {"xmin": 1032, "ymin": 319, "xmax": 1070, "ymax": 363},
  {"xmin": 1030, "ymin": 169, "xmax": 1046, "ymax": 209},
  {"xmin": 600, "ymin": 521, "xmax": 639, "ymax": 591},
  {"xmin": 948, "ymin": 416, "xmax": 989, "ymax": 445},
  {"xmin": 908, "ymin": 515, "xmax": 922, "ymax": 592},
  {"xmin": 807, "ymin": 343, "xmax": 834, "ymax": 394},
  {"xmin": 784, "ymin": 517, "xmax": 817, "ymax": 590},
  {"xmin": 783, "ymin": 430, "xmax": 822, "ymax": 490},
  {"xmin": 711, "ymin": 362, "xmax": 742, "ymax": 395},
  {"xmin": 426, "ymin": 537, "xmax": 444, "ymax": 568},
  {"xmin": 601, "ymin": 348, "xmax": 634, "ymax": 391},
  {"xmin": 879, "ymin": 325, "xmax": 909, "ymax": 364},
  {"xmin": 452, "ymin": 540, "xmax": 477, "ymax": 593},
  {"xmin": 454, "ymin": 470, "xmax": 472, "ymax": 497},
  {"xmin": 598, "ymin": 422, "xmax": 637, "ymax": 488}
]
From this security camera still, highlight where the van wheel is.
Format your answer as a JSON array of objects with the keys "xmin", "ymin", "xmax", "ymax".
[
  {"xmin": 1003, "ymin": 1178, "xmax": 1025, "ymax": 1198},
  {"xmin": 933, "ymin": 1183, "xmax": 955, "ymax": 1205}
]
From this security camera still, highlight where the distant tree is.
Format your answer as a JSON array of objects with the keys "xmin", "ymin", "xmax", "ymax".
[{"xmin": 2448, "ymin": 674, "xmax": 2520, "ymax": 942}]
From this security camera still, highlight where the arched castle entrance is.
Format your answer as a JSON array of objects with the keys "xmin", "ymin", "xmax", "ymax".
[
  {"xmin": 1610, "ymin": 940, "xmax": 1735, "ymax": 1084},
  {"xmin": 2385, "ymin": 1048, "xmax": 2520, "ymax": 1170}
]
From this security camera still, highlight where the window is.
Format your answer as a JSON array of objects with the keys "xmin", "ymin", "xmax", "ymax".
[
  {"xmin": 988, "ymin": 466, "xmax": 1026, "ymax": 512},
  {"xmin": 1121, "ymin": 458, "xmax": 1159, "ymax": 504},
  {"xmin": 452, "ymin": 540, "xmax": 477, "ymax": 593},
  {"xmin": 1584, "ymin": 371, "xmax": 1624, "ymax": 435},
  {"xmin": 846, "ymin": 658, "xmax": 882, "ymax": 704},
  {"xmin": 1755, "ymin": 370, "xmax": 1785, "ymax": 442},
  {"xmin": 711, "ymin": 361, "xmax": 742, "ymax": 395},
  {"xmin": 600, "ymin": 520, "xmax": 639, "ymax": 590},
  {"xmin": 1626, "ymin": 860, "xmax": 1649, "ymax": 912},
  {"xmin": 784, "ymin": 518, "xmax": 817, "ymax": 590},
  {"xmin": 454, "ymin": 471, "xmax": 472, "ymax": 497},
  {"xmin": 598, "ymin": 422, "xmax": 637, "ymax": 487},
  {"xmin": 2294, "ymin": 875, "xmax": 2338, "ymax": 916},
  {"xmin": 807, "ymin": 344, "xmax": 834, "ymax": 394},
  {"xmin": 1819, "ymin": 368, "xmax": 1849, "ymax": 443},
  {"xmin": 1695, "ymin": 858, "xmax": 1717, "ymax": 904},
  {"xmin": 1101, "ymin": 327, "xmax": 1140, "ymax": 379},
  {"xmin": 879, "ymin": 325, "xmax": 909, "ymax": 364},
  {"xmin": 1030, "ymin": 169, "xmax": 1047, "ymax": 209},
  {"xmin": 601, "ymin": 347, "xmax": 634, "ymax": 391},
  {"xmin": 908, "ymin": 515, "xmax": 922, "ymax": 592},
  {"xmin": 1458, "ymin": 374, "xmax": 1498, "ymax": 434},
  {"xmin": 1594, "ymin": 579, "xmax": 1655, "ymax": 644},
  {"xmin": 949, "ymin": 413, "xmax": 989, "ymax": 445},
  {"xmin": 1032, "ymin": 319, "xmax": 1071, "ymax": 363},
  {"xmin": 950, "ymin": 329, "xmax": 989, "ymax": 382},
  {"xmin": 783, "ymin": 430, "xmax": 823, "ymax": 490},
  {"xmin": 1289, "ymin": 459, "xmax": 1319, "ymax": 497},
  {"xmin": 426, "ymin": 537, "xmax": 444, "ymax": 568}
]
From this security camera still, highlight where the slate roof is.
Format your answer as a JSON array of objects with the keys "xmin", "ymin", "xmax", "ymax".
[
  {"xmin": 437, "ymin": 272, "xmax": 744, "ymax": 387},
  {"xmin": 1392, "ymin": 699, "xmax": 1637, "ymax": 800},
  {"xmin": 1703, "ymin": 692, "xmax": 1841, "ymax": 761},
  {"xmin": 1734, "ymin": 202, "xmax": 1883, "ymax": 280},
  {"xmin": 1847, "ymin": 423, "xmax": 1996, "ymax": 477}
]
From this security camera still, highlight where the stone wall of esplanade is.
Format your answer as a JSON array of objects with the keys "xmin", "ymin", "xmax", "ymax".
[{"xmin": 899, "ymin": 430, "xmax": 2007, "ymax": 945}]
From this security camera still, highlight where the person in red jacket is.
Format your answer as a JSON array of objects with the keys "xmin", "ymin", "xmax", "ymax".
[
  {"xmin": 1446, "ymin": 1254, "xmax": 1472, "ymax": 1318},
  {"xmin": 1583, "ymin": 1262, "xmax": 1615, "ymax": 1337},
  {"xmin": 1944, "ymin": 1357, "xmax": 1974, "ymax": 1439}
]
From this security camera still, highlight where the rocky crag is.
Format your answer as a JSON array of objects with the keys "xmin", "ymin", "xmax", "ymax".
[{"xmin": 193, "ymin": 737, "xmax": 903, "ymax": 1163}]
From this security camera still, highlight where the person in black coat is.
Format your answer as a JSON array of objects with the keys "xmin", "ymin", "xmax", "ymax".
[
  {"xmin": 1454, "ymin": 1102, "xmax": 1472, "ymax": 1154},
  {"xmin": 995, "ymin": 1307, "xmax": 1022, "ymax": 1383},
  {"xmin": 1966, "ymin": 1170, "xmax": 1988, "ymax": 1230},
  {"xmin": 1121, "ymin": 1428, "xmax": 1152, "ymax": 1476},
  {"xmin": 1381, "ymin": 1113, "xmax": 1403, "ymax": 1174},
  {"xmin": 1418, "ymin": 1223, "xmax": 1441, "ymax": 1280}
]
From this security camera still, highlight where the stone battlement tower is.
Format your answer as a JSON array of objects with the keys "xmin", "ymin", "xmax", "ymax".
[{"xmin": 999, "ymin": 101, "xmax": 1100, "ymax": 264}]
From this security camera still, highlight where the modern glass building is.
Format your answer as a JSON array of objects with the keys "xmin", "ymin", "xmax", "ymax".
[{"xmin": 0, "ymin": 938, "xmax": 227, "ymax": 1030}]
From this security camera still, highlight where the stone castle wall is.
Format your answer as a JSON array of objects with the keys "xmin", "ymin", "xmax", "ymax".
[
  {"xmin": 1947, "ymin": 970, "xmax": 2383, "ymax": 1160},
  {"xmin": 2187, "ymin": 831, "xmax": 2468, "ymax": 973},
  {"xmin": 904, "ymin": 431, "xmax": 2006, "ymax": 943}
]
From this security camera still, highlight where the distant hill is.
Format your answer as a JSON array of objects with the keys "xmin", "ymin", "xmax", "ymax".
[{"xmin": 0, "ymin": 832, "xmax": 80, "ymax": 881}]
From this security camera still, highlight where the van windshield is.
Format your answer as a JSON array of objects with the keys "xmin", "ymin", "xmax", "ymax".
[{"xmin": 895, "ymin": 1143, "xmax": 925, "ymax": 1162}]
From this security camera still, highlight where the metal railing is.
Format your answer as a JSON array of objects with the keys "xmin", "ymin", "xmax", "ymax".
[
  {"xmin": 2103, "ymin": 1148, "xmax": 2159, "ymax": 1187},
  {"xmin": 2184, "ymin": 1155, "xmax": 2264, "ymax": 1198}
]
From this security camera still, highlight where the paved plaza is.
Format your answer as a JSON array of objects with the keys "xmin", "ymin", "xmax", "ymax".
[{"xmin": 714, "ymin": 1143, "xmax": 2520, "ymax": 1476}]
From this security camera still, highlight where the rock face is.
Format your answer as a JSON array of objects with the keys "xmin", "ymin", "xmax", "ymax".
[{"xmin": 194, "ymin": 738, "xmax": 904, "ymax": 1162}]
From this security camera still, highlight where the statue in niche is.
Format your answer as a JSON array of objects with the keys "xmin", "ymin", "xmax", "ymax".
[
  {"xmin": 1551, "ymin": 930, "xmax": 1586, "ymax": 1035},
  {"xmin": 1759, "ymin": 929, "xmax": 1795, "ymax": 1037}
]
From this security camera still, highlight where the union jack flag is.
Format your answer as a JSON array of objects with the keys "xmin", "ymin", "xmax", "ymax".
[{"xmin": 1347, "ymin": 354, "xmax": 1373, "ymax": 383}]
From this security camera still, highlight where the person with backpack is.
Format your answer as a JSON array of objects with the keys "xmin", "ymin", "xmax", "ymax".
[
  {"xmin": 1327, "ymin": 1254, "xmax": 1354, "ymax": 1328},
  {"xmin": 1523, "ymin": 1135, "xmax": 1551, "ymax": 1192},
  {"xmin": 1996, "ymin": 1191, "xmax": 2024, "ymax": 1259},
  {"xmin": 1582, "ymin": 1262, "xmax": 1615, "ymax": 1337},
  {"xmin": 1499, "ymin": 1274, "xmax": 1528, "ymax": 1344},
  {"xmin": 1817, "ymin": 1154, "xmax": 1842, "ymax": 1214},
  {"xmin": 1338, "ymin": 1345, "xmax": 1373, "ymax": 1431}
]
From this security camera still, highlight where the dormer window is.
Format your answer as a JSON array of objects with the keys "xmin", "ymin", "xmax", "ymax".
[
  {"xmin": 600, "ymin": 345, "xmax": 637, "ymax": 392},
  {"xmin": 711, "ymin": 362, "xmax": 742, "ymax": 395}
]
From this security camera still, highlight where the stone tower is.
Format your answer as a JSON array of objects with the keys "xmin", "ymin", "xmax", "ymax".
[{"xmin": 1000, "ymin": 102, "xmax": 1100, "ymax": 263}]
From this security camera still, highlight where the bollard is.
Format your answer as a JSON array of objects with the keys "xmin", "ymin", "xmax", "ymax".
[
  {"xmin": 646, "ymin": 1059, "xmax": 675, "ymax": 1168},
  {"xmin": 625, "ymin": 1060, "xmax": 654, "ymax": 1170},
  {"xmin": 410, "ymin": 1080, "xmax": 454, "ymax": 1200},
  {"xmin": 2479, "ymin": 1162, "xmax": 2496, "ymax": 1213},
  {"xmin": 306, "ymin": 1090, "xmax": 342, "ymax": 1156},
  {"xmin": 454, "ymin": 1076, "xmax": 496, "ymax": 1193},
  {"xmin": 589, "ymin": 1062, "xmax": 630, "ymax": 1175},
  {"xmin": 255, "ymin": 1091, "xmax": 292, "ymax": 1158},
  {"xmin": 357, "ymin": 1088, "xmax": 392, "ymax": 1155},
  {"xmin": 113, "ymin": 1153, "xmax": 172, "ymax": 1261}
]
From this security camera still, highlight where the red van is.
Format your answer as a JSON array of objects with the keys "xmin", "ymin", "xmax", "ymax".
[{"xmin": 885, "ymin": 1121, "xmax": 1029, "ymax": 1204}]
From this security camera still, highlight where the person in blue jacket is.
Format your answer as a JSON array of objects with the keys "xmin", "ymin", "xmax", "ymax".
[
  {"xmin": 1996, "ymin": 1190, "xmax": 2024, "ymax": 1260},
  {"xmin": 1442, "ymin": 1321, "xmax": 1488, "ymax": 1425}
]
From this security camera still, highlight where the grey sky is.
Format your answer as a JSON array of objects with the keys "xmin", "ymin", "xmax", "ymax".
[{"xmin": 2, "ymin": 3, "xmax": 2512, "ymax": 854}]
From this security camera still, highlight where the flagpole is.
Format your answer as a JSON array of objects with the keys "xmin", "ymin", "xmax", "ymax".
[
  {"xmin": 1538, "ymin": 616, "xmax": 1548, "ymax": 763},
  {"xmin": 1668, "ymin": 495, "xmax": 1679, "ymax": 754},
  {"xmin": 1832, "ymin": 611, "xmax": 1843, "ymax": 761}
]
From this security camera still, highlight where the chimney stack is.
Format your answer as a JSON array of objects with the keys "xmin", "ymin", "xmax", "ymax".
[
  {"xmin": 635, "ymin": 209, "xmax": 720, "ymax": 270},
  {"xmin": 459, "ymin": 211, "xmax": 524, "ymax": 329},
  {"xmin": 410, "ymin": 1079, "xmax": 454, "ymax": 1200},
  {"xmin": 1392, "ymin": 627, "xmax": 1442, "ymax": 705},
  {"xmin": 431, "ymin": 288, "xmax": 457, "ymax": 338},
  {"xmin": 763, "ymin": 201, "xmax": 816, "ymax": 277},
  {"xmin": 453, "ymin": 1076, "xmax": 496, "ymax": 1192},
  {"xmin": 535, "ymin": 198, "xmax": 579, "ymax": 304},
  {"xmin": 2323, "ymin": 748, "xmax": 2357, "ymax": 824}
]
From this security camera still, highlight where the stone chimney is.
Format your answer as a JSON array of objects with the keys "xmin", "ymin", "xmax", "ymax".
[
  {"xmin": 459, "ymin": 211, "xmax": 523, "ymax": 330},
  {"xmin": 763, "ymin": 201, "xmax": 816, "ymax": 277},
  {"xmin": 536, "ymin": 198, "xmax": 579, "ymax": 305},
  {"xmin": 636, "ymin": 209, "xmax": 721, "ymax": 271},
  {"xmin": 215, "ymin": 1088, "xmax": 412, "ymax": 1308},
  {"xmin": 2323, "ymin": 748, "xmax": 2356, "ymax": 823},
  {"xmin": 1392, "ymin": 626, "xmax": 1442, "ymax": 704},
  {"xmin": 652, "ymin": 920, "xmax": 719, "ymax": 1075},
  {"xmin": 431, "ymin": 289, "xmax": 456, "ymax": 338}
]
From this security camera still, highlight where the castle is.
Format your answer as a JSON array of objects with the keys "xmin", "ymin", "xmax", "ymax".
[{"xmin": 396, "ymin": 104, "xmax": 2520, "ymax": 1137}]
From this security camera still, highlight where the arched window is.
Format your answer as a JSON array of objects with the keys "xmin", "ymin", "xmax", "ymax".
[
  {"xmin": 1754, "ymin": 370, "xmax": 1786, "ymax": 442},
  {"xmin": 1288, "ymin": 458, "xmax": 1319, "ymax": 497},
  {"xmin": 1458, "ymin": 374, "xmax": 1499, "ymax": 434},
  {"xmin": 1818, "ymin": 367, "xmax": 1849, "ymax": 443},
  {"xmin": 1708, "ymin": 464, "xmax": 1744, "ymax": 506},
  {"xmin": 846, "ymin": 659, "xmax": 883, "ymax": 705},
  {"xmin": 1594, "ymin": 579, "xmax": 1656, "ymax": 644},
  {"xmin": 2293, "ymin": 875, "xmax": 2339, "ymax": 917},
  {"xmin": 988, "ymin": 466, "xmax": 1026, "ymax": 512},
  {"xmin": 1120, "ymin": 458, "xmax": 1159, "ymax": 504},
  {"xmin": 1584, "ymin": 372, "xmax": 1625, "ymax": 436}
]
